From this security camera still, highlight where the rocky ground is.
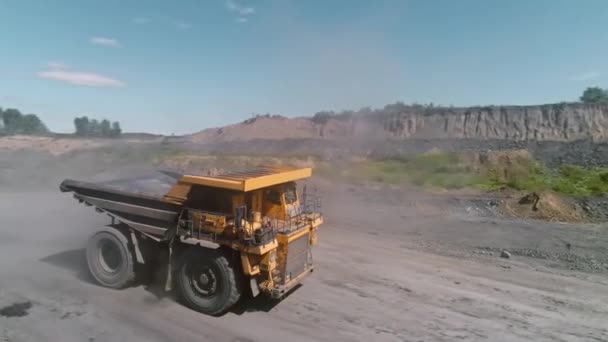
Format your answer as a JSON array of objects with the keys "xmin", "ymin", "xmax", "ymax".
[
  {"xmin": 1, "ymin": 165, "xmax": 608, "ymax": 341},
  {"xmin": 173, "ymin": 137, "xmax": 608, "ymax": 169},
  {"xmin": 1, "ymin": 140, "xmax": 608, "ymax": 341}
]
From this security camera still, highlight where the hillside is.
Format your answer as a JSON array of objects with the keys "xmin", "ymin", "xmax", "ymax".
[{"xmin": 188, "ymin": 103, "xmax": 608, "ymax": 143}]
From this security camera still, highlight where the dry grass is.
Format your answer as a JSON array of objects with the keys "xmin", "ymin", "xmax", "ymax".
[
  {"xmin": 319, "ymin": 149, "xmax": 608, "ymax": 196},
  {"xmin": 0, "ymin": 135, "xmax": 107, "ymax": 155}
]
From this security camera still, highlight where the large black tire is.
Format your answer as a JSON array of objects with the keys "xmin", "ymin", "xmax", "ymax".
[
  {"xmin": 175, "ymin": 248, "xmax": 242, "ymax": 316},
  {"xmin": 86, "ymin": 227, "xmax": 136, "ymax": 289}
]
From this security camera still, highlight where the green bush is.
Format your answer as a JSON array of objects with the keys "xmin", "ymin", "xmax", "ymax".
[{"xmin": 344, "ymin": 152, "xmax": 608, "ymax": 196}]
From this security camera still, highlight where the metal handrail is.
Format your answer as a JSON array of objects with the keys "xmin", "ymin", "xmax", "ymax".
[{"xmin": 273, "ymin": 189, "xmax": 323, "ymax": 233}]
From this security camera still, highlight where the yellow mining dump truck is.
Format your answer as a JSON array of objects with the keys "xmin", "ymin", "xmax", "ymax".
[{"xmin": 60, "ymin": 166, "xmax": 322, "ymax": 316}]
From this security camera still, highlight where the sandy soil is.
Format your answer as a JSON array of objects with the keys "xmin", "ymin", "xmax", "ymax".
[
  {"xmin": 0, "ymin": 136, "xmax": 107, "ymax": 155},
  {"xmin": 1, "ymin": 181, "xmax": 607, "ymax": 342}
]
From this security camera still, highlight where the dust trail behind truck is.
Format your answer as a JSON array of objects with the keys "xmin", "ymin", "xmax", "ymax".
[{"xmin": 59, "ymin": 166, "xmax": 323, "ymax": 316}]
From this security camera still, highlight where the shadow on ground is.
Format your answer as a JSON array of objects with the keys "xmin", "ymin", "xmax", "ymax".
[
  {"xmin": 39, "ymin": 248, "xmax": 295, "ymax": 316},
  {"xmin": 39, "ymin": 249, "xmax": 95, "ymax": 284},
  {"xmin": 229, "ymin": 284, "xmax": 301, "ymax": 315}
]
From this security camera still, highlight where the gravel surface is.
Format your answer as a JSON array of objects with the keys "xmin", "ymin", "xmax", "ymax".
[
  {"xmin": 1, "ymin": 145, "xmax": 608, "ymax": 341},
  {"xmin": 1, "ymin": 183, "xmax": 607, "ymax": 342}
]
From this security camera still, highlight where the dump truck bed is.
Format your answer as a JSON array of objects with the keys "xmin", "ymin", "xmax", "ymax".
[
  {"xmin": 60, "ymin": 166, "xmax": 314, "ymax": 239},
  {"xmin": 60, "ymin": 178, "xmax": 181, "ymax": 238}
]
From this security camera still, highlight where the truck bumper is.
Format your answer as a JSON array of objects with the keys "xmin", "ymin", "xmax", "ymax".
[{"xmin": 270, "ymin": 266, "xmax": 314, "ymax": 299}]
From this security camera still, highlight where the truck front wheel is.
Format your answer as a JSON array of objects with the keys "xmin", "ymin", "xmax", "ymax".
[
  {"xmin": 175, "ymin": 248, "xmax": 242, "ymax": 316},
  {"xmin": 86, "ymin": 227, "xmax": 136, "ymax": 289}
]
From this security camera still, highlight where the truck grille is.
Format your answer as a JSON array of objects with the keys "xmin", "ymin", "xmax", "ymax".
[{"xmin": 279, "ymin": 232, "xmax": 311, "ymax": 285}]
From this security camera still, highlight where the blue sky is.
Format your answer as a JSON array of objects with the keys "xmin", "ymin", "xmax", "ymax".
[{"xmin": 1, "ymin": 0, "xmax": 608, "ymax": 134}]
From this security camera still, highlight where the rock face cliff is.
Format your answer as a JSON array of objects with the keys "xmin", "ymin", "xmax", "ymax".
[
  {"xmin": 188, "ymin": 103, "xmax": 608, "ymax": 143},
  {"xmin": 377, "ymin": 104, "xmax": 608, "ymax": 141}
]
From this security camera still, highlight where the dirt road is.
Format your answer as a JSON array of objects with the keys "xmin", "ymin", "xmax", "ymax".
[{"xmin": 1, "ymin": 187, "xmax": 608, "ymax": 342}]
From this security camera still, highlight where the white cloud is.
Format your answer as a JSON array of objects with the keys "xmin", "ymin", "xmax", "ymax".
[
  {"xmin": 175, "ymin": 21, "xmax": 193, "ymax": 30},
  {"xmin": 47, "ymin": 61, "xmax": 68, "ymax": 69},
  {"xmin": 90, "ymin": 37, "xmax": 120, "ymax": 48},
  {"xmin": 237, "ymin": 17, "xmax": 248, "ymax": 23},
  {"xmin": 571, "ymin": 71, "xmax": 601, "ymax": 81},
  {"xmin": 38, "ymin": 64, "xmax": 124, "ymax": 87},
  {"xmin": 132, "ymin": 17, "xmax": 151, "ymax": 24},
  {"xmin": 226, "ymin": 0, "xmax": 255, "ymax": 16}
]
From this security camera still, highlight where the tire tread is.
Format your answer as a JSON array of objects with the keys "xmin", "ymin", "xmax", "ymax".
[
  {"xmin": 176, "ymin": 248, "xmax": 242, "ymax": 316},
  {"xmin": 86, "ymin": 226, "xmax": 136, "ymax": 289}
]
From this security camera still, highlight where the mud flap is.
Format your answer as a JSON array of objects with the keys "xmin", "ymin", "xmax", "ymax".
[
  {"xmin": 250, "ymin": 278, "xmax": 260, "ymax": 297},
  {"xmin": 130, "ymin": 230, "xmax": 145, "ymax": 264},
  {"xmin": 164, "ymin": 239, "xmax": 174, "ymax": 292}
]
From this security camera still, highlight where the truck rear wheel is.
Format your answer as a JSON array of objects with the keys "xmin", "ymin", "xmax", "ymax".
[
  {"xmin": 86, "ymin": 227, "xmax": 136, "ymax": 289},
  {"xmin": 175, "ymin": 248, "xmax": 242, "ymax": 316}
]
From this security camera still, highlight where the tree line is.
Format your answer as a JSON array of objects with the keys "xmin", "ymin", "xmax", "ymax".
[
  {"xmin": 73, "ymin": 116, "xmax": 122, "ymax": 137},
  {"xmin": 312, "ymin": 87, "xmax": 608, "ymax": 126},
  {"xmin": 2, "ymin": 86, "xmax": 605, "ymax": 137},
  {"xmin": 580, "ymin": 87, "xmax": 608, "ymax": 104},
  {"xmin": 1, "ymin": 106, "xmax": 122, "ymax": 137},
  {"xmin": 0, "ymin": 108, "xmax": 48, "ymax": 135}
]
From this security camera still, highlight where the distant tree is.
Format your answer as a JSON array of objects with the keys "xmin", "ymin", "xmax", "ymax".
[
  {"xmin": 383, "ymin": 101, "xmax": 408, "ymax": 114},
  {"xmin": 110, "ymin": 121, "xmax": 122, "ymax": 137},
  {"xmin": 1, "ymin": 108, "xmax": 47, "ymax": 134},
  {"xmin": 90, "ymin": 119, "xmax": 101, "ymax": 136},
  {"xmin": 2, "ymin": 108, "xmax": 23, "ymax": 134},
  {"xmin": 74, "ymin": 116, "xmax": 90, "ymax": 136},
  {"xmin": 312, "ymin": 111, "xmax": 334, "ymax": 137},
  {"xmin": 358, "ymin": 106, "xmax": 373, "ymax": 116},
  {"xmin": 312, "ymin": 111, "xmax": 333, "ymax": 125},
  {"xmin": 335, "ymin": 110, "xmax": 355, "ymax": 121},
  {"xmin": 100, "ymin": 119, "xmax": 111, "ymax": 137},
  {"xmin": 580, "ymin": 87, "xmax": 608, "ymax": 104},
  {"xmin": 73, "ymin": 116, "xmax": 121, "ymax": 138},
  {"xmin": 20, "ymin": 114, "xmax": 48, "ymax": 134}
]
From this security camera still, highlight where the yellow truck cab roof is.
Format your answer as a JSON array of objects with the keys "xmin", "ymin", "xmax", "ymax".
[
  {"xmin": 163, "ymin": 166, "xmax": 311, "ymax": 204},
  {"xmin": 181, "ymin": 166, "xmax": 311, "ymax": 192}
]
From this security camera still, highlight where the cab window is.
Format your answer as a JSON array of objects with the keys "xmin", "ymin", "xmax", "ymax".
[{"xmin": 265, "ymin": 190, "xmax": 282, "ymax": 205}]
